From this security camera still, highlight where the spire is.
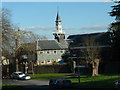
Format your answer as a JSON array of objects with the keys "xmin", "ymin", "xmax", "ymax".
[
  {"xmin": 53, "ymin": 10, "xmax": 65, "ymax": 43},
  {"xmin": 56, "ymin": 12, "xmax": 61, "ymax": 22}
]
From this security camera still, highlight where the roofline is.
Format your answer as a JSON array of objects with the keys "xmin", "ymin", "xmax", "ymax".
[
  {"xmin": 70, "ymin": 45, "xmax": 111, "ymax": 49},
  {"xmin": 67, "ymin": 32, "xmax": 108, "ymax": 38},
  {"xmin": 36, "ymin": 49, "xmax": 66, "ymax": 51}
]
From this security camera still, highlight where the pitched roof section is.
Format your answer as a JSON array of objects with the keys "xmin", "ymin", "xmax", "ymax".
[
  {"xmin": 37, "ymin": 40, "xmax": 68, "ymax": 50},
  {"xmin": 59, "ymin": 40, "xmax": 68, "ymax": 49}
]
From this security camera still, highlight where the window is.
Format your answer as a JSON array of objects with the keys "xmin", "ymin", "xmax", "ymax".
[
  {"xmin": 41, "ymin": 61, "xmax": 44, "ymax": 64},
  {"xmin": 54, "ymin": 51, "xmax": 57, "ymax": 54},
  {"xmin": 40, "ymin": 51, "xmax": 43, "ymax": 54},
  {"xmin": 60, "ymin": 50, "xmax": 63, "ymax": 53},
  {"xmin": 47, "ymin": 51, "xmax": 50, "ymax": 54}
]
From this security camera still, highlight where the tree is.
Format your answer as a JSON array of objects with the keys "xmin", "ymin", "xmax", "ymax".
[
  {"xmin": 109, "ymin": 1, "xmax": 120, "ymax": 61},
  {"xmin": 9, "ymin": 28, "xmax": 47, "ymax": 72},
  {"xmin": 82, "ymin": 36, "xmax": 100, "ymax": 76},
  {"xmin": 62, "ymin": 51, "xmax": 74, "ymax": 72},
  {"xmin": 1, "ymin": 8, "xmax": 47, "ymax": 73},
  {"xmin": 1, "ymin": 8, "xmax": 14, "ymax": 58}
]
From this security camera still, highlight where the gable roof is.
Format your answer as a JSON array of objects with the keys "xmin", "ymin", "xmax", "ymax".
[{"xmin": 37, "ymin": 40, "xmax": 68, "ymax": 50}]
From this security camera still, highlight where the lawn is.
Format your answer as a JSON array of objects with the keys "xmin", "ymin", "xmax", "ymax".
[
  {"xmin": 68, "ymin": 74, "xmax": 120, "ymax": 88},
  {"xmin": 29, "ymin": 73, "xmax": 71, "ymax": 80},
  {"xmin": 29, "ymin": 73, "xmax": 120, "ymax": 88},
  {"xmin": 1, "ymin": 83, "xmax": 16, "ymax": 86}
]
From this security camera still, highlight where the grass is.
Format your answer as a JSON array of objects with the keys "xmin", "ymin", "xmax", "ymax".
[
  {"xmin": 29, "ymin": 73, "xmax": 120, "ymax": 88},
  {"xmin": 2, "ymin": 73, "xmax": 120, "ymax": 88},
  {"xmin": 68, "ymin": 74, "xmax": 120, "ymax": 88},
  {"xmin": 29, "ymin": 73, "xmax": 71, "ymax": 80},
  {"xmin": 2, "ymin": 83, "xmax": 17, "ymax": 86}
]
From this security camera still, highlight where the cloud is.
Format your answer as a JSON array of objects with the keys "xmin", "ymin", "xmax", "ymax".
[
  {"xmin": 20, "ymin": 26, "xmax": 75, "ymax": 32},
  {"xmin": 20, "ymin": 26, "xmax": 55, "ymax": 32},
  {"xmin": 80, "ymin": 25, "xmax": 109, "ymax": 30}
]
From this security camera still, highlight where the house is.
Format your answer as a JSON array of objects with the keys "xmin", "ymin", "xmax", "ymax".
[
  {"xmin": 1, "ymin": 56, "xmax": 10, "ymax": 65},
  {"xmin": 36, "ymin": 40, "xmax": 68, "ymax": 65}
]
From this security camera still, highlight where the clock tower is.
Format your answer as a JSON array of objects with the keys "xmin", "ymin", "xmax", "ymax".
[{"xmin": 53, "ymin": 12, "xmax": 65, "ymax": 43}]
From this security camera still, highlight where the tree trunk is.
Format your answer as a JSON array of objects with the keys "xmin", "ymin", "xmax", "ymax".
[
  {"xmin": 92, "ymin": 59, "xmax": 100, "ymax": 76},
  {"xmin": 32, "ymin": 62, "xmax": 34, "ymax": 76},
  {"xmin": 25, "ymin": 62, "xmax": 28, "ymax": 74},
  {"xmin": 16, "ymin": 58, "xmax": 19, "ymax": 72}
]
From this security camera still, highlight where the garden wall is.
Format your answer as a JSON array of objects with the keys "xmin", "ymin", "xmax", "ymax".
[{"xmin": 33, "ymin": 65, "xmax": 71, "ymax": 74}]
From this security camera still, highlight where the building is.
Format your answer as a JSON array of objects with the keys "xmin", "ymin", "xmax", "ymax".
[
  {"xmin": 67, "ymin": 32, "xmax": 112, "ymax": 61},
  {"xmin": 1, "ymin": 56, "xmax": 10, "ymax": 65},
  {"xmin": 19, "ymin": 12, "xmax": 68, "ymax": 65},
  {"xmin": 36, "ymin": 40, "xmax": 68, "ymax": 65},
  {"xmin": 36, "ymin": 12, "xmax": 68, "ymax": 65}
]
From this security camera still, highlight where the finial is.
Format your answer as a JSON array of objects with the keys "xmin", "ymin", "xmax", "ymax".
[{"xmin": 57, "ymin": 6, "xmax": 59, "ymax": 13}]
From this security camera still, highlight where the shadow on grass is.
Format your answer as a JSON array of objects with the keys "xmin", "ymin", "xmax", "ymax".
[
  {"xmin": 72, "ymin": 76, "xmax": 120, "ymax": 89},
  {"xmin": 2, "ymin": 85, "xmax": 51, "ymax": 90},
  {"xmin": 2, "ymin": 85, "xmax": 78, "ymax": 90}
]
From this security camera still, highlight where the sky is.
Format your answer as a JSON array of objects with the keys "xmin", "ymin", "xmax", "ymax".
[{"xmin": 2, "ymin": 2, "xmax": 116, "ymax": 39}]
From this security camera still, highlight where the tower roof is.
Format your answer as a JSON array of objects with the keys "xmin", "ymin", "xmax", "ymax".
[{"xmin": 56, "ymin": 12, "xmax": 61, "ymax": 22}]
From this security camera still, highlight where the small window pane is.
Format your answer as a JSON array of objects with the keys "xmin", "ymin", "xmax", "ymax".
[
  {"xmin": 54, "ymin": 51, "xmax": 57, "ymax": 53},
  {"xmin": 40, "ymin": 51, "xmax": 43, "ymax": 54},
  {"xmin": 61, "ymin": 51, "xmax": 63, "ymax": 53}
]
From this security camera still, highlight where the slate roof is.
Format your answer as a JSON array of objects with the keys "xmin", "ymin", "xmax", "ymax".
[
  {"xmin": 37, "ymin": 40, "xmax": 68, "ymax": 50},
  {"xmin": 67, "ymin": 32, "xmax": 111, "ymax": 47}
]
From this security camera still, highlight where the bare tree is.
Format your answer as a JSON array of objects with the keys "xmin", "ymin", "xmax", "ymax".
[
  {"xmin": 82, "ymin": 36, "xmax": 100, "ymax": 76},
  {"xmin": 1, "ymin": 8, "xmax": 47, "ymax": 73},
  {"xmin": 10, "ymin": 28, "xmax": 47, "ymax": 72}
]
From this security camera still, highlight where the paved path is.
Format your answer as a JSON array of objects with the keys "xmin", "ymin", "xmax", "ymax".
[
  {"xmin": 2, "ymin": 79, "xmax": 76, "ymax": 90},
  {"xmin": 2, "ymin": 79, "xmax": 49, "ymax": 86}
]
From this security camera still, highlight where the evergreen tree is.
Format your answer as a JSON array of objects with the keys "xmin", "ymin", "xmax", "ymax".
[{"xmin": 109, "ymin": 1, "xmax": 120, "ymax": 61}]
